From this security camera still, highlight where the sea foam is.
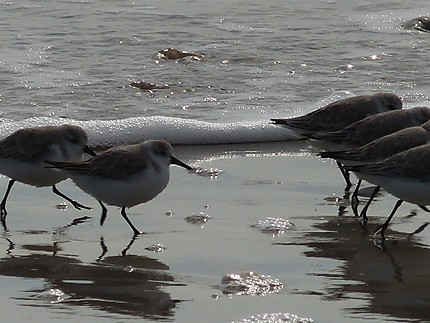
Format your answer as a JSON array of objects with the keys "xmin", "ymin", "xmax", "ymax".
[{"xmin": 0, "ymin": 116, "xmax": 299, "ymax": 148}]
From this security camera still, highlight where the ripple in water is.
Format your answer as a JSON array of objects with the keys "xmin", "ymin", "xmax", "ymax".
[
  {"xmin": 220, "ymin": 271, "xmax": 283, "ymax": 296},
  {"xmin": 233, "ymin": 312, "xmax": 314, "ymax": 323},
  {"xmin": 55, "ymin": 203, "xmax": 68, "ymax": 210},
  {"xmin": 145, "ymin": 243, "xmax": 167, "ymax": 253},
  {"xmin": 323, "ymin": 194, "xmax": 350, "ymax": 207},
  {"xmin": 36, "ymin": 288, "xmax": 68, "ymax": 304},
  {"xmin": 251, "ymin": 217, "xmax": 295, "ymax": 235},
  {"xmin": 185, "ymin": 212, "xmax": 211, "ymax": 225},
  {"xmin": 191, "ymin": 167, "xmax": 222, "ymax": 178}
]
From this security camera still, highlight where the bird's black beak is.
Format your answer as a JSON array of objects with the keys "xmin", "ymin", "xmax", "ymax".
[
  {"xmin": 170, "ymin": 156, "xmax": 193, "ymax": 170},
  {"xmin": 83, "ymin": 145, "xmax": 97, "ymax": 157}
]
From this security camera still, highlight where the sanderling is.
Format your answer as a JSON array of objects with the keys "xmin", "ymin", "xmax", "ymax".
[
  {"xmin": 0, "ymin": 124, "xmax": 96, "ymax": 224},
  {"xmin": 346, "ymin": 143, "xmax": 430, "ymax": 239},
  {"xmin": 46, "ymin": 140, "xmax": 193, "ymax": 235},
  {"xmin": 320, "ymin": 120, "xmax": 430, "ymax": 221},
  {"xmin": 310, "ymin": 106, "xmax": 430, "ymax": 150},
  {"xmin": 319, "ymin": 120, "xmax": 430, "ymax": 164},
  {"xmin": 270, "ymin": 92, "xmax": 402, "ymax": 136},
  {"xmin": 312, "ymin": 106, "xmax": 430, "ymax": 187}
]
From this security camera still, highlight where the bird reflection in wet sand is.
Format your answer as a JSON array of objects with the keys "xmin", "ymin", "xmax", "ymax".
[
  {"xmin": 53, "ymin": 215, "xmax": 92, "ymax": 236},
  {"xmin": 97, "ymin": 237, "xmax": 108, "ymax": 262},
  {"xmin": 322, "ymin": 190, "xmax": 370, "ymax": 236},
  {"xmin": 275, "ymin": 215, "xmax": 430, "ymax": 322},
  {"xmin": 46, "ymin": 140, "xmax": 194, "ymax": 236},
  {"xmin": 0, "ymin": 244, "xmax": 179, "ymax": 319},
  {"xmin": 97, "ymin": 235, "xmax": 140, "ymax": 261},
  {"xmin": 5, "ymin": 237, "xmax": 14, "ymax": 255}
]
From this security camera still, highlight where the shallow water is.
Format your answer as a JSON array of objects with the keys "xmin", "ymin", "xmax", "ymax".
[
  {"xmin": 1, "ymin": 0, "xmax": 430, "ymax": 322},
  {"xmin": 1, "ymin": 0, "xmax": 430, "ymax": 125},
  {"xmin": 1, "ymin": 142, "xmax": 430, "ymax": 322}
]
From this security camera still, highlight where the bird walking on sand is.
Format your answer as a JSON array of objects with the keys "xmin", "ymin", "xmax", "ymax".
[
  {"xmin": 46, "ymin": 139, "xmax": 193, "ymax": 236},
  {"xmin": 271, "ymin": 92, "xmax": 402, "ymax": 136},
  {"xmin": 346, "ymin": 144, "xmax": 430, "ymax": 239},
  {"xmin": 319, "ymin": 119, "xmax": 430, "ymax": 222},
  {"xmin": 312, "ymin": 106, "xmax": 430, "ymax": 187},
  {"xmin": 0, "ymin": 124, "xmax": 96, "ymax": 226}
]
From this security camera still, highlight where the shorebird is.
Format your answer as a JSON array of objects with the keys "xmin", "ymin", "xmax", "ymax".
[
  {"xmin": 319, "ymin": 120, "xmax": 430, "ymax": 222},
  {"xmin": 312, "ymin": 106, "xmax": 430, "ymax": 187},
  {"xmin": 271, "ymin": 92, "xmax": 402, "ymax": 136},
  {"xmin": 46, "ymin": 140, "xmax": 193, "ymax": 235},
  {"xmin": 346, "ymin": 144, "xmax": 430, "ymax": 239},
  {"xmin": 0, "ymin": 124, "xmax": 96, "ymax": 226}
]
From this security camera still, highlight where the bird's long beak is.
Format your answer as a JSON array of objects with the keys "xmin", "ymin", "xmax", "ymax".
[
  {"xmin": 83, "ymin": 145, "xmax": 97, "ymax": 157},
  {"xmin": 170, "ymin": 156, "xmax": 193, "ymax": 170}
]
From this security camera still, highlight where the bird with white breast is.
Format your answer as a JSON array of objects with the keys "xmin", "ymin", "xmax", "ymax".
[
  {"xmin": 346, "ymin": 143, "xmax": 430, "ymax": 239},
  {"xmin": 0, "ymin": 124, "xmax": 96, "ymax": 226},
  {"xmin": 46, "ymin": 139, "xmax": 193, "ymax": 236}
]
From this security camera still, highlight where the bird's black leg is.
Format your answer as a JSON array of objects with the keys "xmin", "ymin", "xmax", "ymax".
[
  {"xmin": 121, "ymin": 207, "xmax": 142, "ymax": 235},
  {"xmin": 375, "ymin": 199, "xmax": 403, "ymax": 240},
  {"xmin": 52, "ymin": 185, "xmax": 92, "ymax": 210},
  {"xmin": 99, "ymin": 201, "xmax": 108, "ymax": 226},
  {"xmin": 337, "ymin": 161, "xmax": 352, "ymax": 189},
  {"xmin": 1, "ymin": 179, "xmax": 15, "ymax": 222},
  {"xmin": 418, "ymin": 205, "xmax": 430, "ymax": 213},
  {"xmin": 359, "ymin": 185, "xmax": 381, "ymax": 225}
]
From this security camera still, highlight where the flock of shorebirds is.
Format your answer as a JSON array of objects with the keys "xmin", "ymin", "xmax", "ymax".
[
  {"xmin": 0, "ymin": 125, "xmax": 192, "ymax": 236},
  {"xmin": 0, "ymin": 92, "xmax": 429, "ymax": 244},
  {"xmin": 272, "ymin": 92, "xmax": 430, "ymax": 241}
]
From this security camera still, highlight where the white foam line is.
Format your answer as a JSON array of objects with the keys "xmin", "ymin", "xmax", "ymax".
[{"xmin": 0, "ymin": 116, "xmax": 299, "ymax": 147}]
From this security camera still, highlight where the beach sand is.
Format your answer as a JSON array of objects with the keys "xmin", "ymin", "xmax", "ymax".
[{"xmin": 1, "ymin": 141, "xmax": 430, "ymax": 322}]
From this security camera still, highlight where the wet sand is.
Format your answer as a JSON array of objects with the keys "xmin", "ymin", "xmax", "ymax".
[{"xmin": 1, "ymin": 141, "xmax": 430, "ymax": 322}]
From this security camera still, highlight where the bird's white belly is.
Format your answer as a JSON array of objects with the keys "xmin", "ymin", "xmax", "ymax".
[
  {"xmin": 71, "ymin": 168, "xmax": 170, "ymax": 208},
  {"xmin": 357, "ymin": 173, "xmax": 430, "ymax": 205},
  {"xmin": 0, "ymin": 159, "xmax": 66, "ymax": 187}
]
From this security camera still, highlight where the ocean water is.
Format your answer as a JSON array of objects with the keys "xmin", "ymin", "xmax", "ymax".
[
  {"xmin": 1, "ymin": 0, "xmax": 430, "ymax": 322},
  {"xmin": 2, "ymin": 0, "xmax": 430, "ymax": 129}
]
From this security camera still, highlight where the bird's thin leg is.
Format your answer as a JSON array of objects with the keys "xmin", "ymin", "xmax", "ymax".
[
  {"xmin": 409, "ymin": 222, "xmax": 429, "ymax": 236},
  {"xmin": 418, "ymin": 205, "xmax": 430, "ymax": 213},
  {"xmin": 359, "ymin": 185, "xmax": 381, "ymax": 224},
  {"xmin": 351, "ymin": 179, "xmax": 362, "ymax": 216},
  {"xmin": 121, "ymin": 207, "xmax": 142, "ymax": 235},
  {"xmin": 374, "ymin": 199, "xmax": 403, "ymax": 240},
  {"xmin": 99, "ymin": 201, "xmax": 108, "ymax": 226},
  {"xmin": 1, "ymin": 179, "xmax": 15, "ymax": 221},
  {"xmin": 406, "ymin": 206, "xmax": 430, "ymax": 236},
  {"xmin": 337, "ymin": 161, "xmax": 352, "ymax": 189},
  {"xmin": 52, "ymin": 185, "xmax": 92, "ymax": 210}
]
